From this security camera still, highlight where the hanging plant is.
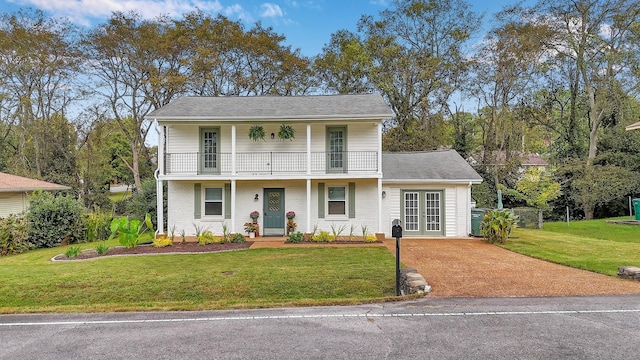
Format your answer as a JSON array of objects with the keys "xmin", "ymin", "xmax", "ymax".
[
  {"xmin": 248, "ymin": 125, "xmax": 266, "ymax": 141},
  {"xmin": 278, "ymin": 124, "xmax": 296, "ymax": 141}
]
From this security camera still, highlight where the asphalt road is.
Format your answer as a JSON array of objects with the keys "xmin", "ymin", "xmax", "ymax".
[{"xmin": 2, "ymin": 295, "xmax": 640, "ymax": 359}]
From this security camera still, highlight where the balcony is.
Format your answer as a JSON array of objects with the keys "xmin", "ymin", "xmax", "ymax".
[{"xmin": 163, "ymin": 151, "xmax": 379, "ymax": 176}]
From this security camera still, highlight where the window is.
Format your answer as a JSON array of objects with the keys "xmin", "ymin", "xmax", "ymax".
[
  {"xmin": 328, "ymin": 186, "xmax": 346, "ymax": 215},
  {"xmin": 204, "ymin": 187, "xmax": 222, "ymax": 216}
]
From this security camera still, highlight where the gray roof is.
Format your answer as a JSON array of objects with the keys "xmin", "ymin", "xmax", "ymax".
[
  {"xmin": 382, "ymin": 150, "xmax": 482, "ymax": 183},
  {"xmin": 147, "ymin": 94, "xmax": 394, "ymax": 121}
]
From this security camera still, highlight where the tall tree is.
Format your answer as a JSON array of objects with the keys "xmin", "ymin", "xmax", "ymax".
[
  {"xmin": 84, "ymin": 12, "xmax": 188, "ymax": 190},
  {"xmin": 313, "ymin": 30, "xmax": 373, "ymax": 94},
  {"xmin": 0, "ymin": 9, "xmax": 83, "ymax": 184},
  {"xmin": 358, "ymin": 0, "xmax": 481, "ymax": 150}
]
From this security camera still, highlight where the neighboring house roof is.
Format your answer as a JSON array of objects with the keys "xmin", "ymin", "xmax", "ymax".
[
  {"xmin": 0, "ymin": 172, "xmax": 70, "ymax": 193},
  {"xmin": 470, "ymin": 151, "xmax": 548, "ymax": 167},
  {"xmin": 146, "ymin": 94, "xmax": 394, "ymax": 121},
  {"xmin": 626, "ymin": 121, "xmax": 640, "ymax": 131},
  {"xmin": 382, "ymin": 150, "xmax": 482, "ymax": 183}
]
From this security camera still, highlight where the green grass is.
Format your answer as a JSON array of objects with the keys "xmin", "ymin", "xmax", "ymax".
[
  {"xmin": 505, "ymin": 218, "xmax": 640, "ymax": 276},
  {"xmin": 0, "ymin": 241, "xmax": 397, "ymax": 313},
  {"xmin": 108, "ymin": 191, "xmax": 131, "ymax": 202}
]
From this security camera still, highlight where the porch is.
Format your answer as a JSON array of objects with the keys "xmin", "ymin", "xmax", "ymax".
[{"xmin": 163, "ymin": 151, "xmax": 379, "ymax": 176}]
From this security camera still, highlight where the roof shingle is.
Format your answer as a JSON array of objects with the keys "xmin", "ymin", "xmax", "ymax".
[
  {"xmin": 0, "ymin": 172, "xmax": 70, "ymax": 193},
  {"xmin": 382, "ymin": 150, "xmax": 482, "ymax": 182}
]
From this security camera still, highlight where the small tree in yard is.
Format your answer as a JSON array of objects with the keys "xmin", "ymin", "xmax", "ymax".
[
  {"xmin": 27, "ymin": 191, "xmax": 86, "ymax": 248},
  {"xmin": 480, "ymin": 209, "xmax": 518, "ymax": 244}
]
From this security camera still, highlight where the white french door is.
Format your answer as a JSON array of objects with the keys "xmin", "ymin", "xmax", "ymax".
[{"xmin": 402, "ymin": 190, "xmax": 443, "ymax": 236}]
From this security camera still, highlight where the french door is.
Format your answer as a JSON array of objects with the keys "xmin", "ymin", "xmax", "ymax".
[{"xmin": 402, "ymin": 190, "xmax": 443, "ymax": 236}]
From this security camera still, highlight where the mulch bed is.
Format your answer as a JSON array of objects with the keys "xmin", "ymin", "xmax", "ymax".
[{"xmin": 52, "ymin": 242, "xmax": 253, "ymax": 261}]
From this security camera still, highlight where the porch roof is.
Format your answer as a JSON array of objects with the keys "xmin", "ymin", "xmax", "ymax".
[
  {"xmin": 146, "ymin": 94, "xmax": 393, "ymax": 121},
  {"xmin": 382, "ymin": 150, "xmax": 482, "ymax": 183}
]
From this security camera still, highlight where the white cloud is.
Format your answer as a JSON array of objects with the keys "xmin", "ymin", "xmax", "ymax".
[
  {"xmin": 7, "ymin": 0, "xmax": 234, "ymax": 26},
  {"xmin": 260, "ymin": 3, "xmax": 284, "ymax": 18},
  {"xmin": 369, "ymin": 0, "xmax": 388, "ymax": 6}
]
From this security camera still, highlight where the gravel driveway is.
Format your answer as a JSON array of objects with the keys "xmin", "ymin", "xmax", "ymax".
[{"xmin": 384, "ymin": 238, "xmax": 640, "ymax": 298}]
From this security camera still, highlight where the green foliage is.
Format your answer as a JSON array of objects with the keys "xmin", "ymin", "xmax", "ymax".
[
  {"xmin": 230, "ymin": 233, "xmax": 247, "ymax": 243},
  {"xmin": 193, "ymin": 223, "xmax": 206, "ymax": 237},
  {"xmin": 85, "ymin": 211, "xmax": 113, "ymax": 243},
  {"xmin": 480, "ymin": 210, "xmax": 519, "ymax": 244},
  {"xmin": 198, "ymin": 230, "xmax": 222, "ymax": 245},
  {"xmin": 277, "ymin": 124, "xmax": 296, "ymax": 141},
  {"xmin": 27, "ymin": 191, "xmax": 86, "ymax": 248},
  {"xmin": 153, "ymin": 236, "xmax": 173, "ymax": 248},
  {"xmin": 286, "ymin": 231, "xmax": 304, "ymax": 243},
  {"xmin": 248, "ymin": 125, "xmax": 266, "ymax": 141},
  {"xmin": 0, "ymin": 214, "xmax": 32, "ymax": 256},
  {"xmin": 567, "ymin": 163, "xmax": 639, "ymax": 219},
  {"xmin": 108, "ymin": 213, "xmax": 154, "ymax": 249},
  {"xmin": 505, "ymin": 167, "xmax": 561, "ymax": 210},
  {"xmin": 64, "ymin": 246, "xmax": 81, "ymax": 259},
  {"xmin": 95, "ymin": 242, "xmax": 109, "ymax": 255},
  {"xmin": 127, "ymin": 178, "xmax": 166, "ymax": 230}
]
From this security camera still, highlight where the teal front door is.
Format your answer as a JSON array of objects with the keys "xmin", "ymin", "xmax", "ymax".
[{"xmin": 263, "ymin": 188, "xmax": 285, "ymax": 236}]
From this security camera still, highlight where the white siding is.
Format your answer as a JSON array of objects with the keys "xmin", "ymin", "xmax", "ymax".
[
  {"xmin": 310, "ymin": 179, "xmax": 379, "ymax": 234},
  {"xmin": 381, "ymin": 183, "xmax": 472, "ymax": 238},
  {"xmin": 0, "ymin": 192, "xmax": 28, "ymax": 218}
]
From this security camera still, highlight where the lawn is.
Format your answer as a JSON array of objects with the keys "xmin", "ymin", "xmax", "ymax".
[
  {"xmin": 0, "ymin": 241, "xmax": 397, "ymax": 314},
  {"xmin": 506, "ymin": 218, "xmax": 640, "ymax": 276}
]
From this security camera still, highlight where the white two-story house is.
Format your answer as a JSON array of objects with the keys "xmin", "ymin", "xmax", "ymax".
[{"xmin": 148, "ymin": 94, "xmax": 481, "ymax": 238}]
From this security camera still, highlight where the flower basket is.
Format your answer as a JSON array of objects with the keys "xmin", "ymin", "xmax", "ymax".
[
  {"xmin": 250, "ymin": 211, "xmax": 260, "ymax": 221},
  {"xmin": 286, "ymin": 211, "xmax": 295, "ymax": 220}
]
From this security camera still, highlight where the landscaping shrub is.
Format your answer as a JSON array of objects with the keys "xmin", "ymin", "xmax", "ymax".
[
  {"xmin": 230, "ymin": 233, "xmax": 247, "ymax": 243},
  {"xmin": 95, "ymin": 242, "xmax": 109, "ymax": 255},
  {"xmin": 0, "ymin": 214, "xmax": 32, "ymax": 256},
  {"xmin": 198, "ymin": 230, "xmax": 222, "ymax": 245},
  {"xmin": 27, "ymin": 191, "xmax": 86, "ymax": 248},
  {"xmin": 286, "ymin": 231, "xmax": 304, "ymax": 243},
  {"xmin": 364, "ymin": 234, "xmax": 378, "ymax": 243},
  {"xmin": 153, "ymin": 236, "xmax": 173, "ymax": 248},
  {"xmin": 480, "ymin": 209, "xmax": 519, "ymax": 244},
  {"xmin": 311, "ymin": 230, "xmax": 333, "ymax": 242},
  {"xmin": 64, "ymin": 246, "xmax": 81, "ymax": 258}
]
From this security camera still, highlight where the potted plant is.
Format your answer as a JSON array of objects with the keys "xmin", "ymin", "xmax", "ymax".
[
  {"xmin": 248, "ymin": 125, "xmax": 266, "ymax": 141},
  {"xmin": 277, "ymin": 124, "xmax": 295, "ymax": 141},
  {"xmin": 244, "ymin": 222, "xmax": 258, "ymax": 238},
  {"xmin": 250, "ymin": 210, "xmax": 260, "ymax": 221}
]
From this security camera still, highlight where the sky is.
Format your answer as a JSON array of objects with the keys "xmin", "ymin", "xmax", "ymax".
[{"xmin": 0, "ymin": 0, "xmax": 526, "ymax": 56}]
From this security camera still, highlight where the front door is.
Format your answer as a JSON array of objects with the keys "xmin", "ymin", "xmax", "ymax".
[
  {"xmin": 402, "ymin": 190, "xmax": 444, "ymax": 236},
  {"xmin": 263, "ymin": 188, "xmax": 285, "ymax": 236}
]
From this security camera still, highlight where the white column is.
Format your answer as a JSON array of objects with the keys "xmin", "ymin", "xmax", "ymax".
[
  {"xmin": 155, "ymin": 121, "xmax": 164, "ymax": 235},
  {"xmin": 231, "ymin": 179, "xmax": 237, "ymax": 233},
  {"xmin": 306, "ymin": 178, "xmax": 311, "ymax": 233},
  {"xmin": 231, "ymin": 124, "xmax": 237, "ymax": 175},
  {"xmin": 377, "ymin": 122, "xmax": 383, "ymax": 175},
  {"xmin": 306, "ymin": 123, "xmax": 311, "ymax": 174},
  {"xmin": 378, "ymin": 177, "xmax": 383, "ymax": 234}
]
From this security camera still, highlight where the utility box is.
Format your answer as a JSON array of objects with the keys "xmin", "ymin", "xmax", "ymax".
[
  {"xmin": 471, "ymin": 208, "xmax": 489, "ymax": 237},
  {"xmin": 633, "ymin": 199, "xmax": 640, "ymax": 221}
]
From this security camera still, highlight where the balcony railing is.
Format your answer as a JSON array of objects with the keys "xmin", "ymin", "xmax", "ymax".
[{"xmin": 164, "ymin": 151, "xmax": 379, "ymax": 175}]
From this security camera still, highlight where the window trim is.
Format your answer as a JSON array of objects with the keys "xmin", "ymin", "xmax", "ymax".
[
  {"xmin": 203, "ymin": 187, "xmax": 223, "ymax": 217},
  {"xmin": 326, "ymin": 126, "xmax": 348, "ymax": 173},
  {"xmin": 327, "ymin": 185, "xmax": 347, "ymax": 216}
]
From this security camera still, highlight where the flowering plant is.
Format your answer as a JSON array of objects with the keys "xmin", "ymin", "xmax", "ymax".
[
  {"xmin": 244, "ymin": 222, "xmax": 257, "ymax": 233},
  {"xmin": 286, "ymin": 211, "xmax": 295, "ymax": 219},
  {"xmin": 250, "ymin": 211, "xmax": 260, "ymax": 220},
  {"xmin": 287, "ymin": 220, "xmax": 297, "ymax": 233}
]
